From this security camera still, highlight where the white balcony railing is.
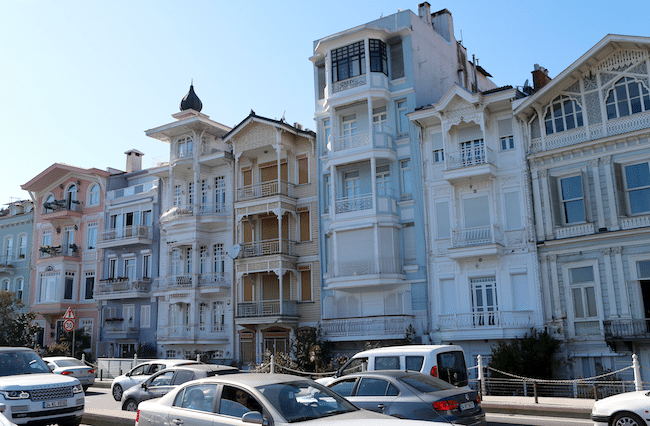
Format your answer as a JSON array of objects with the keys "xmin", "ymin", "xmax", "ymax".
[
  {"xmin": 445, "ymin": 146, "xmax": 496, "ymax": 170},
  {"xmin": 321, "ymin": 315, "xmax": 414, "ymax": 337},
  {"xmin": 96, "ymin": 278, "xmax": 151, "ymax": 296},
  {"xmin": 236, "ymin": 180, "xmax": 294, "ymax": 201},
  {"xmin": 554, "ymin": 222, "xmax": 595, "ymax": 239},
  {"xmin": 236, "ymin": 300, "xmax": 298, "ymax": 318},
  {"xmin": 335, "ymin": 194, "xmax": 373, "ymax": 213},
  {"xmin": 438, "ymin": 310, "xmax": 534, "ymax": 331},
  {"xmin": 621, "ymin": 215, "xmax": 650, "ymax": 230},
  {"xmin": 451, "ymin": 225, "xmax": 502, "ymax": 248},
  {"xmin": 107, "ymin": 181, "xmax": 156, "ymax": 200},
  {"xmin": 333, "ymin": 132, "xmax": 371, "ymax": 152},
  {"xmin": 328, "ymin": 257, "xmax": 403, "ymax": 278},
  {"xmin": 99, "ymin": 225, "xmax": 151, "ymax": 243},
  {"xmin": 160, "ymin": 203, "xmax": 228, "ymax": 222}
]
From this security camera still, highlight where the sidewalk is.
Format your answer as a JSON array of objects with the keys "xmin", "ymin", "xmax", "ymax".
[{"xmin": 90, "ymin": 379, "xmax": 595, "ymax": 419}]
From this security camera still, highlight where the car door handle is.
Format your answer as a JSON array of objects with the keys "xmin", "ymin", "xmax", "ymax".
[
  {"xmin": 172, "ymin": 419, "xmax": 184, "ymax": 425},
  {"xmin": 377, "ymin": 404, "xmax": 385, "ymax": 411}
]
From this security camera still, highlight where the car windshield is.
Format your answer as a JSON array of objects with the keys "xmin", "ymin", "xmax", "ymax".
[
  {"xmin": 257, "ymin": 381, "xmax": 357, "ymax": 423},
  {"xmin": 53, "ymin": 359, "xmax": 86, "ymax": 368},
  {"xmin": 0, "ymin": 351, "xmax": 51, "ymax": 376},
  {"xmin": 398, "ymin": 373, "xmax": 455, "ymax": 393}
]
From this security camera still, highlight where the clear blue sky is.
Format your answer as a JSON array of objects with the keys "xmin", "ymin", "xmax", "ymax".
[{"xmin": 2, "ymin": 0, "xmax": 648, "ymax": 205}]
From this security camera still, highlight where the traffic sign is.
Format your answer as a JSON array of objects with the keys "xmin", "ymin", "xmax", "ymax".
[
  {"xmin": 63, "ymin": 307, "xmax": 75, "ymax": 320},
  {"xmin": 63, "ymin": 319, "xmax": 75, "ymax": 332}
]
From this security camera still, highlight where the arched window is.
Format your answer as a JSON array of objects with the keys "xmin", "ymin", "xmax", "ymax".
[
  {"xmin": 606, "ymin": 77, "xmax": 650, "ymax": 119},
  {"xmin": 67, "ymin": 184, "xmax": 78, "ymax": 210},
  {"xmin": 89, "ymin": 184, "xmax": 100, "ymax": 206},
  {"xmin": 544, "ymin": 95, "xmax": 584, "ymax": 135},
  {"xmin": 44, "ymin": 194, "xmax": 55, "ymax": 213}
]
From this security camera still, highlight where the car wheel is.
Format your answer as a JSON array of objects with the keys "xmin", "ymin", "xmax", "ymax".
[
  {"xmin": 612, "ymin": 412, "xmax": 645, "ymax": 426},
  {"xmin": 112, "ymin": 384, "xmax": 123, "ymax": 401},
  {"xmin": 123, "ymin": 398, "xmax": 138, "ymax": 412}
]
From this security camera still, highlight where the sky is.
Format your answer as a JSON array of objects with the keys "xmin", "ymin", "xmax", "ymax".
[{"xmin": 2, "ymin": 0, "xmax": 649, "ymax": 205}]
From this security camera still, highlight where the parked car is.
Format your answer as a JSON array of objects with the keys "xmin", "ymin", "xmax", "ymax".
[
  {"xmin": 0, "ymin": 347, "xmax": 84, "ymax": 426},
  {"xmin": 135, "ymin": 372, "xmax": 442, "ymax": 426},
  {"xmin": 0, "ymin": 403, "xmax": 18, "ymax": 426},
  {"xmin": 122, "ymin": 364, "xmax": 239, "ymax": 411},
  {"xmin": 327, "ymin": 370, "xmax": 485, "ymax": 425},
  {"xmin": 111, "ymin": 359, "xmax": 200, "ymax": 401},
  {"xmin": 43, "ymin": 356, "xmax": 95, "ymax": 391},
  {"xmin": 319, "ymin": 345, "xmax": 468, "ymax": 387},
  {"xmin": 591, "ymin": 390, "xmax": 650, "ymax": 426}
]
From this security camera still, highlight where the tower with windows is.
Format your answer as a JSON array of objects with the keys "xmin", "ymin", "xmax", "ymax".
[
  {"xmin": 517, "ymin": 35, "xmax": 650, "ymax": 379},
  {"xmin": 146, "ymin": 84, "xmax": 235, "ymax": 360},
  {"xmin": 311, "ymin": 2, "xmax": 496, "ymax": 354}
]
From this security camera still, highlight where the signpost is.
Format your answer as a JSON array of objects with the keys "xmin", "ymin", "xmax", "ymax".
[{"xmin": 63, "ymin": 307, "xmax": 76, "ymax": 357}]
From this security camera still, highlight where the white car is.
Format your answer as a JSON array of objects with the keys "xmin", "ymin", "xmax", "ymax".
[
  {"xmin": 111, "ymin": 359, "xmax": 199, "ymax": 401},
  {"xmin": 43, "ymin": 356, "xmax": 95, "ymax": 391},
  {"xmin": 0, "ymin": 347, "xmax": 84, "ymax": 426},
  {"xmin": 135, "ymin": 372, "xmax": 455, "ymax": 426},
  {"xmin": 591, "ymin": 390, "xmax": 650, "ymax": 426},
  {"xmin": 0, "ymin": 403, "xmax": 18, "ymax": 426}
]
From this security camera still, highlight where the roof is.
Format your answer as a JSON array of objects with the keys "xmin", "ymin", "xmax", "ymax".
[
  {"xmin": 355, "ymin": 344, "xmax": 464, "ymax": 356},
  {"xmin": 191, "ymin": 373, "xmax": 312, "ymax": 388},
  {"xmin": 165, "ymin": 364, "xmax": 238, "ymax": 373},
  {"xmin": 21, "ymin": 163, "xmax": 111, "ymax": 193},
  {"xmin": 223, "ymin": 110, "xmax": 315, "ymax": 142}
]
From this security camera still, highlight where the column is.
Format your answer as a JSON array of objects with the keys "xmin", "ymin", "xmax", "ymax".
[
  {"xmin": 591, "ymin": 159, "xmax": 605, "ymax": 229},
  {"xmin": 538, "ymin": 169, "xmax": 554, "ymax": 239},
  {"xmin": 548, "ymin": 254, "xmax": 562, "ymax": 319},
  {"xmin": 371, "ymin": 157, "xmax": 377, "ymax": 208},
  {"xmin": 613, "ymin": 247, "xmax": 630, "ymax": 317},
  {"xmin": 603, "ymin": 156, "xmax": 620, "ymax": 231},
  {"xmin": 330, "ymin": 165, "xmax": 336, "ymax": 220},
  {"xmin": 539, "ymin": 254, "xmax": 553, "ymax": 323},
  {"xmin": 601, "ymin": 248, "xmax": 618, "ymax": 318},
  {"xmin": 373, "ymin": 223, "xmax": 380, "ymax": 273}
]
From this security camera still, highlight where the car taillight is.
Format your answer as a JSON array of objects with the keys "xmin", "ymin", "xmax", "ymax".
[
  {"xmin": 89, "ymin": 369, "xmax": 95, "ymax": 374},
  {"xmin": 430, "ymin": 366, "xmax": 438, "ymax": 377},
  {"xmin": 432, "ymin": 400, "xmax": 459, "ymax": 411},
  {"xmin": 61, "ymin": 371, "xmax": 73, "ymax": 375},
  {"xmin": 476, "ymin": 395, "xmax": 481, "ymax": 404}
]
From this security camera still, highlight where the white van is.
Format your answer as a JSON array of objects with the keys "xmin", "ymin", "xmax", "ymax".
[{"xmin": 321, "ymin": 345, "xmax": 468, "ymax": 387}]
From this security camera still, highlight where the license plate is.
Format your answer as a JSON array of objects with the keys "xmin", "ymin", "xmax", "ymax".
[
  {"xmin": 459, "ymin": 401, "xmax": 474, "ymax": 411},
  {"xmin": 43, "ymin": 400, "xmax": 67, "ymax": 409}
]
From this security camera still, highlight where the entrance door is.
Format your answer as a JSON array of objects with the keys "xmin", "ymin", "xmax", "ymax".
[{"xmin": 641, "ymin": 280, "xmax": 650, "ymax": 320}]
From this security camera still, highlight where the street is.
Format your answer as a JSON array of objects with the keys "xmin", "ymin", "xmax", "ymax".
[{"xmin": 84, "ymin": 386, "xmax": 594, "ymax": 426}]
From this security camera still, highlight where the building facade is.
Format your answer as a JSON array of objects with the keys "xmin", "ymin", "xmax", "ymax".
[
  {"xmin": 0, "ymin": 200, "xmax": 34, "ymax": 311},
  {"xmin": 22, "ymin": 164, "xmax": 111, "ymax": 358},
  {"xmin": 516, "ymin": 35, "xmax": 650, "ymax": 379},
  {"xmin": 223, "ymin": 112, "xmax": 319, "ymax": 365},
  {"xmin": 146, "ymin": 85, "xmax": 235, "ymax": 361},
  {"xmin": 95, "ymin": 150, "xmax": 161, "ymax": 358},
  {"xmin": 410, "ymin": 84, "xmax": 544, "ymax": 372},
  {"xmin": 311, "ymin": 2, "xmax": 495, "ymax": 354}
]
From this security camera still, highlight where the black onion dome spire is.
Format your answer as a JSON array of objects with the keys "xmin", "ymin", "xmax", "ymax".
[{"xmin": 180, "ymin": 82, "xmax": 203, "ymax": 112}]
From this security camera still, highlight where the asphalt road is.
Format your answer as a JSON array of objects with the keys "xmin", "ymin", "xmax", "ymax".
[{"xmin": 83, "ymin": 386, "xmax": 594, "ymax": 426}]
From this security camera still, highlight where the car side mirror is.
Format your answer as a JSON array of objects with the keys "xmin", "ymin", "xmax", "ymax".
[
  {"xmin": 141, "ymin": 382, "xmax": 148, "ymax": 389},
  {"xmin": 242, "ymin": 411, "xmax": 266, "ymax": 425}
]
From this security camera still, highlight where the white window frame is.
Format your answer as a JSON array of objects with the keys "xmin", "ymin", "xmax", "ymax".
[
  {"xmin": 18, "ymin": 234, "xmax": 27, "ymax": 259},
  {"xmin": 622, "ymin": 161, "xmax": 650, "ymax": 216},
  {"xmin": 87, "ymin": 222, "xmax": 97, "ymax": 250},
  {"xmin": 433, "ymin": 149, "xmax": 445, "ymax": 163},
  {"xmin": 562, "ymin": 260, "xmax": 602, "ymax": 337},
  {"xmin": 397, "ymin": 99, "xmax": 409, "ymax": 138},
  {"xmin": 544, "ymin": 95, "xmax": 584, "ymax": 135},
  {"xmin": 140, "ymin": 305, "xmax": 151, "ymax": 328},
  {"xmin": 400, "ymin": 159, "xmax": 413, "ymax": 201},
  {"xmin": 88, "ymin": 184, "xmax": 100, "ymax": 206},
  {"xmin": 558, "ymin": 174, "xmax": 586, "ymax": 225},
  {"xmin": 500, "ymin": 136, "xmax": 515, "ymax": 151},
  {"xmin": 372, "ymin": 105, "xmax": 388, "ymax": 133}
]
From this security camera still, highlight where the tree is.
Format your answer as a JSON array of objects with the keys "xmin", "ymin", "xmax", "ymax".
[
  {"xmin": 488, "ymin": 328, "xmax": 561, "ymax": 379},
  {"xmin": 290, "ymin": 325, "xmax": 332, "ymax": 373},
  {"xmin": 0, "ymin": 290, "xmax": 40, "ymax": 347}
]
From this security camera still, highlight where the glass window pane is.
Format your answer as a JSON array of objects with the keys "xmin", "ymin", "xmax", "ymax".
[
  {"xmin": 628, "ymin": 81, "xmax": 640, "ymax": 98},
  {"xmin": 571, "ymin": 266, "xmax": 594, "ymax": 283},
  {"xmin": 618, "ymin": 99, "xmax": 630, "ymax": 117},
  {"xmin": 585, "ymin": 287, "xmax": 597, "ymax": 317},
  {"xmin": 629, "ymin": 188, "xmax": 650, "ymax": 214},
  {"xmin": 625, "ymin": 163, "xmax": 650, "ymax": 189},
  {"xmin": 572, "ymin": 288, "xmax": 585, "ymax": 318},
  {"xmin": 637, "ymin": 260, "xmax": 650, "ymax": 279},
  {"xmin": 565, "ymin": 200, "xmax": 585, "ymax": 223},
  {"xmin": 561, "ymin": 176, "xmax": 583, "ymax": 200}
]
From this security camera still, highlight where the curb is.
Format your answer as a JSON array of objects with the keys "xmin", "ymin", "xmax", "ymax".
[{"xmin": 481, "ymin": 402, "xmax": 592, "ymax": 419}]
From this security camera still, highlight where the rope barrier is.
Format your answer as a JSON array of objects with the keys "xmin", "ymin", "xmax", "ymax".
[{"xmin": 486, "ymin": 365, "xmax": 634, "ymax": 384}]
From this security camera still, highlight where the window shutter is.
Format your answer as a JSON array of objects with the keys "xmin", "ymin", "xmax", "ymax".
[
  {"xmin": 389, "ymin": 40, "xmax": 404, "ymax": 79},
  {"xmin": 457, "ymin": 125, "xmax": 483, "ymax": 143},
  {"xmin": 300, "ymin": 269, "xmax": 311, "ymax": 302},
  {"xmin": 435, "ymin": 201, "xmax": 451, "ymax": 239},
  {"xmin": 300, "ymin": 211, "xmax": 310, "ymax": 242},
  {"xmin": 614, "ymin": 163, "xmax": 628, "ymax": 216},
  {"xmin": 582, "ymin": 170, "xmax": 591, "ymax": 222},
  {"xmin": 317, "ymin": 64, "xmax": 326, "ymax": 100},
  {"xmin": 431, "ymin": 132, "xmax": 443, "ymax": 151},
  {"xmin": 297, "ymin": 155, "xmax": 309, "ymax": 184},
  {"xmin": 548, "ymin": 176, "xmax": 563, "ymax": 226},
  {"xmin": 498, "ymin": 119, "xmax": 513, "ymax": 137}
]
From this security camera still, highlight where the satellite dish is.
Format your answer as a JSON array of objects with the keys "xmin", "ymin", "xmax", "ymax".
[{"xmin": 229, "ymin": 244, "xmax": 241, "ymax": 259}]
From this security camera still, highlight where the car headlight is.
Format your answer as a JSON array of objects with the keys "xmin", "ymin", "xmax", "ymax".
[
  {"xmin": 72, "ymin": 384, "xmax": 84, "ymax": 394},
  {"xmin": 1, "ymin": 390, "xmax": 30, "ymax": 400}
]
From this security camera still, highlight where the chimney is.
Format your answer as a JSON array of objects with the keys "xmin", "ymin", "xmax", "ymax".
[
  {"xmin": 532, "ymin": 64, "xmax": 551, "ymax": 91},
  {"xmin": 418, "ymin": 2, "xmax": 432, "ymax": 26},
  {"xmin": 125, "ymin": 149, "xmax": 144, "ymax": 173}
]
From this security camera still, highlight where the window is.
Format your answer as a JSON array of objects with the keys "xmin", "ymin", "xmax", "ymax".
[
  {"xmin": 460, "ymin": 139, "xmax": 485, "ymax": 165},
  {"xmin": 397, "ymin": 100, "xmax": 409, "ymax": 137},
  {"xmin": 500, "ymin": 136, "xmax": 514, "ymax": 151},
  {"xmin": 201, "ymin": 179, "xmax": 208, "ymax": 211},
  {"xmin": 435, "ymin": 201, "xmax": 450, "ymax": 239},
  {"xmin": 606, "ymin": 77, "xmax": 650, "ymax": 119},
  {"xmin": 389, "ymin": 39, "xmax": 404, "ymax": 79},
  {"xmin": 341, "ymin": 114, "xmax": 357, "ymax": 148},
  {"xmin": 177, "ymin": 136, "xmax": 193, "ymax": 158},
  {"xmin": 17, "ymin": 235, "xmax": 26, "ymax": 259},
  {"xmin": 316, "ymin": 63, "xmax": 326, "ymax": 100},
  {"xmin": 39, "ymin": 269, "xmax": 58, "ymax": 302},
  {"xmin": 188, "ymin": 182, "xmax": 194, "ymax": 205},
  {"xmin": 433, "ymin": 150, "xmax": 445, "ymax": 163},
  {"xmin": 213, "ymin": 301, "xmax": 225, "ymax": 331},
  {"xmin": 87, "ymin": 223, "xmax": 97, "ymax": 250},
  {"xmin": 323, "ymin": 119, "xmax": 332, "ymax": 152},
  {"xmin": 1, "ymin": 279, "xmax": 8, "ymax": 292},
  {"xmin": 332, "ymin": 41, "xmax": 365, "ymax": 83},
  {"xmin": 186, "ymin": 249, "xmax": 193, "ymax": 275},
  {"xmin": 402, "ymin": 223, "xmax": 416, "ymax": 263},
  {"xmin": 108, "ymin": 258, "xmax": 117, "ymax": 279},
  {"xmin": 141, "ymin": 210, "xmax": 152, "ymax": 226},
  {"xmin": 569, "ymin": 266, "xmax": 599, "ymax": 336},
  {"xmin": 369, "ymin": 39, "xmax": 387, "ymax": 75},
  {"xmin": 297, "ymin": 154, "xmax": 309, "ymax": 185},
  {"xmin": 215, "ymin": 176, "xmax": 225, "ymax": 211},
  {"xmin": 545, "ymin": 95, "xmax": 584, "ymax": 135},
  {"xmin": 64, "ymin": 274, "xmax": 74, "ymax": 300},
  {"xmin": 559, "ymin": 175, "xmax": 586, "ymax": 224},
  {"xmin": 300, "ymin": 268, "xmax": 312, "ymax": 302},
  {"xmin": 89, "ymin": 184, "xmax": 100, "ymax": 206},
  {"xmin": 4, "ymin": 237, "xmax": 12, "ymax": 260},
  {"xmin": 373, "ymin": 106, "xmax": 388, "ymax": 133},
  {"xmin": 324, "ymin": 175, "xmax": 331, "ymax": 211},
  {"xmin": 214, "ymin": 244, "xmax": 224, "ymax": 276},
  {"xmin": 124, "ymin": 258, "xmax": 136, "ymax": 281},
  {"xmin": 16, "ymin": 278, "xmax": 23, "ymax": 300},
  {"xmin": 85, "ymin": 273, "xmax": 94, "ymax": 300},
  {"xmin": 199, "ymin": 303, "xmax": 207, "ymax": 330},
  {"xmin": 67, "ymin": 184, "xmax": 78, "ymax": 210},
  {"xmin": 357, "ymin": 378, "xmax": 398, "ymax": 396},
  {"xmin": 400, "ymin": 160, "xmax": 413, "ymax": 200},
  {"xmin": 139, "ymin": 304, "xmax": 150, "ymax": 328},
  {"xmin": 498, "ymin": 118, "xmax": 514, "ymax": 151},
  {"xmin": 200, "ymin": 246, "xmax": 208, "ymax": 274},
  {"xmin": 471, "ymin": 276, "xmax": 498, "ymax": 326},
  {"xmin": 173, "ymin": 185, "xmax": 181, "ymax": 206},
  {"xmin": 623, "ymin": 162, "xmax": 650, "ymax": 215},
  {"xmin": 143, "ymin": 254, "xmax": 151, "ymax": 278},
  {"xmin": 42, "ymin": 230, "xmax": 51, "ymax": 248},
  {"xmin": 299, "ymin": 210, "xmax": 310, "ymax": 242},
  {"xmin": 376, "ymin": 164, "xmax": 391, "ymax": 196},
  {"xmin": 504, "ymin": 191, "xmax": 522, "ymax": 230},
  {"xmin": 44, "ymin": 194, "xmax": 55, "ymax": 213}
]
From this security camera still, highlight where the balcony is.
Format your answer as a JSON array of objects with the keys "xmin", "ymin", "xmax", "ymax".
[
  {"xmin": 438, "ymin": 311, "xmax": 534, "ymax": 331},
  {"xmin": 97, "ymin": 225, "xmax": 152, "ymax": 248},
  {"xmin": 603, "ymin": 319, "xmax": 650, "ymax": 340},
  {"xmin": 236, "ymin": 181, "xmax": 295, "ymax": 202},
  {"xmin": 323, "ymin": 131, "xmax": 396, "ymax": 167},
  {"xmin": 156, "ymin": 274, "xmax": 231, "ymax": 292},
  {"xmin": 106, "ymin": 181, "xmax": 157, "ymax": 201},
  {"xmin": 157, "ymin": 325, "xmax": 229, "ymax": 343},
  {"xmin": 94, "ymin": 278, "xmax": 151, "ymax": 300},
  {"xmin": 448, "ymin": 225, "xmax": 503, "ymax": 259},
  {"xmin": 327, "ymin": 257, "xmax": 402, "ymax": 279},
  {"xmin": 621, "ymin": 215, "xmax": 650, "ymax": 230},
  {"xmin": 38, "ymin": 245, "xmax": 79, "ymax": 259},
  {"xmin": 553, "ymin": 222, "xmax": 596, "ymax": 239},
  {"xmin": 443, "ymin": 146, "xmax": 497, "ymax": 183},
  {"xmin": 239, "ymin": 239, "xmax": 296, "ymax": 259},
  {"xmin": 103, "ymin": 320, "xmax": 138, "ymax": 335},
  {"xmin": 335, "ymin": 194, "xmax": 373, "ymax": 214},
  {"xmin": 42, "ymin": 199, "xmax": 83, "ymax": 220},
  {"xmin": 321, "ymin": 315, "xmax": 414, "ymax": 340},
  {"xmin": 160, "ymin": 203, "xmax": 228, "ymax": 223},
  {"xmin": 236, "ymin": 300, "xmax": 298, "ymax": 318},
  {"xmin": 0, "ymin": 255, "xmax": 27, "ymax": 273}
]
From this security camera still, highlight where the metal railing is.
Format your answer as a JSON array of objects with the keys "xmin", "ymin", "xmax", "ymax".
[
  {"xmin": 99, "ymin": 225, "xmax": 151, "ymax": 242},
  {"xmin": 240, "ymin": 239, "xmax": 296, "ymax": 258},
  {"xmin": 451, "ymin": 224, "xmax": 502, "ymax": 248},
  {"xmin": 445, "ymin": 146, "xmax": 496, "ymax": 170},
  {"xmin": 335, "ymin": 194, "xmax": 373, "ymax": 213},
  {"xmin": 236, "ymin": 300, "xmax": 298, "ymax": 318},
  {"xmin": 438, "ymin": 311, "xmax": 534, "ymax": 330},
  {"xmin": 96, "ymin": 278, "xmax": 151, "ymax": 295},
  {"xmin": 321, "ymin": 315, "xmax": 414, "ymax": 337}
]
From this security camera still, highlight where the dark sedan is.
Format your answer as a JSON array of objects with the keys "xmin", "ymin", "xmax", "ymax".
[
  {"xmin": 121, "ymin": 364, "xmax": 238, "ymax": 411},
  {"xmin": 327, "ymin": 370, "xmax": 486, "ymax": 425}
]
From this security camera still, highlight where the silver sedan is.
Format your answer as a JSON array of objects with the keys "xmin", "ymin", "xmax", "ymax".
[{"xmin": 43, "ymin": 356, "xmax": 95, "ymax": 391}]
